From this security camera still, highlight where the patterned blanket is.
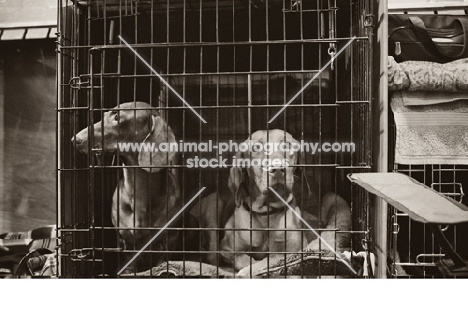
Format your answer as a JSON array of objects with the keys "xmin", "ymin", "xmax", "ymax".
[
  {"xmin": 129, "ymin": 250, "xmax": 373, "ymax": 278},
  {"xmin": 388, "ymin": 56, "xmax": 468, "ymax": 93}
]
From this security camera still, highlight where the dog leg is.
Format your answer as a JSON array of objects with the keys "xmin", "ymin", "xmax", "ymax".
[
  {"xmin": 237, "ymin": 210, "xmax": 307, "ymax": 277},
  {"xmin": 301, "ymin": 211, "xmax": 321, "ymax": 243},
  {"xmin": 191, "ymin": 193, "xmax": 230, "ymax": 265},
  {"xmin": 220, "ymin": 240, "xmax": 263, "ymax": 273},
  {"xmin": 306, "ymin": 192, "xmax": 351, "ymax": 252}
]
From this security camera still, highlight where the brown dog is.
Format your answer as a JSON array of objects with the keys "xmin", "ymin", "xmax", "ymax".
[
  {"xmin": 220, "ymin": 130, "xmax": 310, "ymax": 273},
  {"xmin": 192, "ymin": 129, "xmax": 352, "ymax": 276},
  {"xmin": 72, "ymin": 101, "xmax": 181, "ymax": 272}
]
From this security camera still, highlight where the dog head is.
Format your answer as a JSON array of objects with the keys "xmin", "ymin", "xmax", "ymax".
[
  {"xmin": 71, "ymin": 101, "xmax": 176, "ymax": 172},
  {"xmin": 228, "ymin": 129, "xmax": 303, "ymax": 211}
]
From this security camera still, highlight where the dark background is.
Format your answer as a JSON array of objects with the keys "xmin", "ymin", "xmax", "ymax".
[{"xmin": 0, "ymin": 39, "xmax": 56, "ymax": 233}]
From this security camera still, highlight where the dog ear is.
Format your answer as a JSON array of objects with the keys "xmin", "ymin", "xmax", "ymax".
[
  {"xmin": 295, "ymin": 150, "xmax": 313, "ymax": 198},
  {"xmin": 287, "ymin": 135, "xmax": 313, "ymax": 198},
  {"xmin": 285, "ymin": 134, "xmax": 301, "ymax": 172},
  {"xmin": 138, "ymin": 114, "xmax": 176, "ymax": 173},
  {"xmin": 228, "ymin": 148, "xmax": 247, "ymax": 207}
]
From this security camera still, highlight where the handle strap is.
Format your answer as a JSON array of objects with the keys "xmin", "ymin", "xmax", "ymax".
[{"xmin": 409, "ymin": 16, "xmax": 468, "ymax": 61}]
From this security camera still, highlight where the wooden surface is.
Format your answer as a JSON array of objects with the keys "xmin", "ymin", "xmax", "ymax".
[
  {"xmin": 0, "ymin": 40, "xmax": 56, "ymax": 234},
  {"xmin": 372, "ymin": 0, "xmax": 389, "ymax": 279}
]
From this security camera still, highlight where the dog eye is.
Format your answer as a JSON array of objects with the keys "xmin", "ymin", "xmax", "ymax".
[
  {"xmin": 114, "ymin": 114, "xmax": 119, "ymax": 121},
  {"xmin": 282, "ymin": 142, "xmax": 292, "ymax": 151}
]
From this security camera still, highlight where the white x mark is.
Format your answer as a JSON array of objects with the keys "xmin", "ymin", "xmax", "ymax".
[
  {"xmin": 269, "ymin": 37, "xmax": 356, "ymax": 123},
  {"xmin": 117, "ymin": 187, "xmax": 206, "ymax": 275},
  {"xmin": 268, "ymin": 186, "xmax": 357, "ymax": 274},
  {"xmin": 118, "ymin": 35, "xmax": 207, "ymax": 124}
]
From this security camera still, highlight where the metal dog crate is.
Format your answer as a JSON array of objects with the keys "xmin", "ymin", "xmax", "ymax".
[
  {"xmin": 387, "ymin": 4, "xmax": 468, "ymax": 279},
  {"xmin": 389, "ymin": 93, "xmax": 468, "ymax": 278},
  {"xmin": 388, "ymin": 163, "xmax": 468, "ymax": 278},
  {"xmin": 58, "ymin": 0, "xmax": 375, "ymax": 278}
]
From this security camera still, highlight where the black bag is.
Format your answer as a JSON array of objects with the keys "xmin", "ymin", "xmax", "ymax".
[{"xmin": 389, "ymin": 14, "xmax": 468, "ymax": 63}]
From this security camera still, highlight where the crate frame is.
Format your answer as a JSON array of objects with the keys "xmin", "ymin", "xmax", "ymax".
[{"xmin": 57, "ymin": 0, "xmax": 376, "ymax": 278}]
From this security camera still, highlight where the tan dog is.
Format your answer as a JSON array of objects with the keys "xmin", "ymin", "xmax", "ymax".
[
  {"xmin": 220, "ymin": 130, "xmax": 310, "ymax": 272},
  {"xmin": 192, "ymin": 129, "xmax": 352, "ymax": 276},
  {"xmin": 72, "ymin": 101, "xmax": 180, "ymax": 272}
]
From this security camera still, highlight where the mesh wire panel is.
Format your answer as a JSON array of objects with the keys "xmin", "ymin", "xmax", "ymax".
[
  {"xmin": 389, "ymin": 109, "xmax": 468, "ymax": 278},
  {"xmin": 58, "ymin": 0, "xmax": 374, "ymax": 278},
  {"xmin": 387, "ymin": 6, "xmax": 468, "ymax": 279},
  {"xmin": 390, "ymin": 163, "xmax": 468, "ymax": 278}
]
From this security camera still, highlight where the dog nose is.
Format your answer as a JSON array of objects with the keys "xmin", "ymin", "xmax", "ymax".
[{"xmin": 71, "ymin": 136, "xmax": 83, "ymax": 146}]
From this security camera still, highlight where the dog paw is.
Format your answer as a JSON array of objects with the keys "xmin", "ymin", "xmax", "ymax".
[
  {"xmin": 306, "ymin": 232, "xmax": 336, "ymax": 252},
  {"xmin": 237, "ymin": 263, "xmax": 264, "ymax": 278},
  {"xmin": 306, "ymin": 239, "xmax": 320, "ymax": 252},
  {"xmin": 236, "ymin": 266, "xmax": 252, "ymax": 278}
]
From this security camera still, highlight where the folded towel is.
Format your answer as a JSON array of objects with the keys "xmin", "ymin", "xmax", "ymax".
[
  {"xmin": 391, "ymin": 91, "xmax": 468, "ymax": 165},
  {"xmin": 400, "ymin": 91, "xmax": 468, "ymax": 106},
  {"xmin": 388, "ymin": 56, "xmax": 468, "ymax": 92}
]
